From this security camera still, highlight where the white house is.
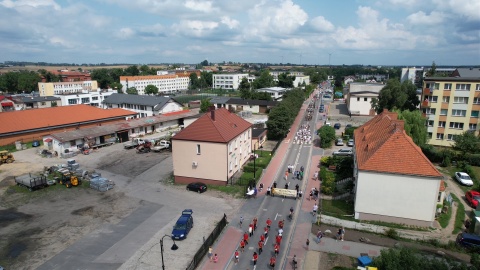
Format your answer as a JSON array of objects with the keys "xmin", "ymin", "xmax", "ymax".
[
  {"xmin": 212, "ymin": 74, "xmax": 250, "ymax": 90},
  {"xmin": 256, "ymin": 87, "xmax": 290, "ymax": 101},
  {"xmin": 347, "ymin": 82, "xmax": 384, "ymax": 116},
  {"xmin": 53, "ymin": 89, "xmax": 116, "ymax": 108},
  {"xmin": 103, "ymin": 93, "xmax": 184, "ymax": 118},
  {"xmin": 344, "ymin": 76, "xmax": 356, "ymax": 85},
  {"xmin": 353, "ymin": 110, "xmax": 443, "ymax": 227}
]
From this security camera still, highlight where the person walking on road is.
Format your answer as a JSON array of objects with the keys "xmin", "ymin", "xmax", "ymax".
[
  {"xmin": 243, "ymin": 232, "xmax": 249, "ymax": 245},
  {"xmin": 239, "ymin": 216, "xmax": 244, "ymax": 227},
  {"xmin": 340, "ymin": 227, "xmax": 345, "ymax": 241},
  {"xmin": 264, "ymin": 226, "xmax": 269, "ymax": 238},
  {"xmin": 253, "ymin": 252, "xmax": 258, "ymax": 266},
  {"xmin": 269, "ymin": 255, "xmax": 276, "ymax": 268},
  {"xmin": 253, "ymin": 217, "xmax": 258, "ymax": 231},
  {"xmin": 295, "ymin": 183, "xmax": 299, "ymax": 193},
  {"xmin": 240, "ymin": 239, "xmax": 245, "ymax": 252},
  {"xmin": 260, "ymin": 234, "xmax": 265, "ymax": 243},
  {"xmin": 234, "ymin": 249, "xmax": 239, "ymax": 264},
  {"xmin": 312, "ymin": 203, "xmax": 318, "ymax": 216},
  {"xmin": 213, "ymin": 253, "xmax": 218, "ymax": 263},
  {"xmin": 274, "ymin": 243, "xmax": 280, "ymax": 257},
  {"xmin": 258, "ymin": 240, "xmax": 264, "ymax": 255},
  {"xmin": 316, "ymin": 230, "xmax": 324, "ymax": 243},
  {"xmin": 248, "ymin": 224, "xmax": 253, "ymax": 237},
  {"xmin": 276, "ymin": 234, "xmax": 282, "ymax": 245},
  {"xmin": 208, "ymin": 246, "xmax": 213, "ymax": 261},
  {"xmin": 306, "ymin": 238, "xmax": 310, "ymax": 250}
]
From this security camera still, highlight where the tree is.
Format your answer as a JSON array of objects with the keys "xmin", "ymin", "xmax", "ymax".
[
  {"xmin": 252, "ymin": 70, "xmax": 275, "ymax": 89},
  {"xmin": 318, "ymin": 125, "xmax": 336, "ymax": 148},
  {"xmin": 374, "ymin": 79, "xmax": 419, "ymax": 114},
  {"xmin": 124, "ymin": 65, "xmax": 139, "ymax": 76},
  {"xmin": 453, "ymin": 131, "xmax": 480, "ymax": 156},
  {"xmin": 110, "ymin": 82, "xmax": 123, "ymax": 93},
  {"xmin": 126, "ymin": 87, "xmax": 138, "ymax": 95},
  {"xmin": 200, "ymin": 60, "xmax": 209, "ymax": 66},
  {"xmin": 426, "ymin": 61, "xmax": 437, "ymax": 77},
  {"xmin": 91, "ymin": 68, "xmax": 112, "ymax": 89},
  {"xmin": 189, "ymin": 73, "xmax": 200, "ymax": 90},
  {"xmin": 200, "ymin": 71, "xmax": 212, "ymax": 88},
  {"xmin": 277, "ymin": 73, "xmax": 295, "ymax": 88},
  {"xmin": 144, "ymin": 84, "xmax": 159, "ymax": 95},
  {"xmin": 200, "ymin": 98, "xmax": 212, "ymax": 113},
  {"xmin": 238, "ymin": 77, "xmax": 252, "ymax": 99},
  {"xmin": 396, "ymin": 110, "xmax": 428, "ymax": 147}
]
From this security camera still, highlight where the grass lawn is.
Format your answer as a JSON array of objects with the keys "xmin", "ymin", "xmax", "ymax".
[
  {"xmin": 321, "ymin": 199, "xmax": 354, "ymax": 219},
  {"xmin": 438, "ymin": 166, "xmax": 478, "ymax": 193},
  {"xmin": 450, "ymin": 193, "xmax": 467, "ymax": 234},
  {"xmin": 437, "ymin": 204, "xmax": 452, "ymax": 229}
]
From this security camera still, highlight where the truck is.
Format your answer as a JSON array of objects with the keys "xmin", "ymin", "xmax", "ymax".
[
  {"xmin": 152, "ymin": 140, "xmax": 170, "ymax": 152},
  {"xmin": 15, "ymin": 173, "xmax": 49, "ymax": 191},
  {"xmin": 124, "ymin": 138, "xmax": 146, "ymax": 149}
]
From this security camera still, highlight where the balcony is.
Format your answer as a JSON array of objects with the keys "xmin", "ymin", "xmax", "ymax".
[
  {"xmin": 421, "ymin": 100, "xmax": 430, "ymax": 108},
  {"xmin": 423, "ymin": 88, "xmax": 432, "ymax": 95}
]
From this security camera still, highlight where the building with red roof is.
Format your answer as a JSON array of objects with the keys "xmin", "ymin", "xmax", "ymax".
[
  {"xmin": 172, "ymin": 107, "xmax": 252, "ymax": 185},
  {"xmin": 353, "ymin": 109, "xmax": 443, "ymax": 227}
]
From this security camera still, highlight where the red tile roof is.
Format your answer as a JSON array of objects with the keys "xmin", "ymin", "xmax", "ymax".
[
  {"xmin": 354, "ymin": 110, "xmax": 442, "ymax": 178},
  {"xmin": 173, "ymin": 108, "xmax": 252, "ymax": 143},
  {"xmin": 0, "ymin": 104, "xmax": 136, "ymax": 135}
]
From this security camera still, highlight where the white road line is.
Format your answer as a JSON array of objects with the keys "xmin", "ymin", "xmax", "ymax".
[{"xmin": 274, "ymin": 213, "xmax": 279, "ymax": 220}]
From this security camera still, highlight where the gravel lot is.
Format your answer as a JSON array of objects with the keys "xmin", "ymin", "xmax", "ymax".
[{"xmin": 0, "ymin": 140, "xmax": 243, "ymax": 269}]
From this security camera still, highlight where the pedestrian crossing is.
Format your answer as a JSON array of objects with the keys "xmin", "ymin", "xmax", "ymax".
[{"xmin": 292, "ymin": 140, "xmax": 312, "ymax": 145}]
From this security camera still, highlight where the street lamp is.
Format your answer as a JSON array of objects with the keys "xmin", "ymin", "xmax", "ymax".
[
  {"xmin": 160, "ymin": 235, "xmax": 179, "ymax": 270},
  {"xmin": 259, "ymin": 145, "xmax": 263, "ymax": 157}
]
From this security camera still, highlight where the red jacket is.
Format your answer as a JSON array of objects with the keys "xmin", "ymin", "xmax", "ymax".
[
  {"xmin": 266, "ymin": 219, "xmax": 272, "ymax": 226},
  {"xmin": 258, "ymin": 241, "xmax": 263, "ymax": 248},
  {"xmin": 244, "ymin": 233, "xmax": 249, "ymax": 241},
  {"xmin": 253, "ymin": 254, "xmax": 258, "ymax": 261},
  {"xmin": 260, "ymin": 235, "xmax": 265, "ymax": 242}
]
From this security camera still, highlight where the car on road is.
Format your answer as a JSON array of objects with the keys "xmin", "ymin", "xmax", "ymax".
[
  {"xmin": 335, "ymin": 138, "xmax": 344, "ymax": 146},
  {"xmin": 172, "ymin": 209, "xmax": 194, "ymax": 240},
  {"xmin": 186, "ymin": 182, "xmax": 207, "ymax": 193},
  {"xmin": 347, "ymin": 139, "xmax": 354, "ymax": 147},
  {"xmin": 333, "ymin": 123, "xmax": 341, "ymax": 129},
  {"xmin": 465, "ymin": 190, "xmax": 480, "ymax": 208},
  {"xmin": 323, "ymin": 95, "xmax": 332, "ymax": 99},
  {"xmin": 333, "ymin": 149, "xmax": 353, "ymax": 156},
  {"xmin": 454, "ymin": 172, "xmax": 474, "ymax": 186}
]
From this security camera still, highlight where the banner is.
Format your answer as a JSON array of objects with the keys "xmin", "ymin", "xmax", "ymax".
[{"xmin": 272, "ymin": 188, "xmax": 297, "ymax": 198}]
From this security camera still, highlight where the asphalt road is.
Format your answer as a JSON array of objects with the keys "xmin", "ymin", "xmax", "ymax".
[{"xmin": 230, "ymin": 96, "xmax": 322, "ymax": 270}]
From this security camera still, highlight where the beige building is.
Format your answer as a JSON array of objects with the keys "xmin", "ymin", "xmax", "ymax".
[
  {"xmin": 38, "ymin": 81, "xmax": 99, "ymax": 96},
  {"xmin": 421, "ymin": 68, "xmax": 480, "ymax": 147},
  {"xmin": 347, "ymin": 82, "xmax": 384, "ymax": 116},
  {"xmin": 172, "ymin": 108, "xmax": 252, "ymax": 185}
]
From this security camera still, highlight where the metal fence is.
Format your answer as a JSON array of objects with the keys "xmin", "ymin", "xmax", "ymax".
[{"xmin": 185, "ymin": 213, "xmax": 228, "ymax": 270}]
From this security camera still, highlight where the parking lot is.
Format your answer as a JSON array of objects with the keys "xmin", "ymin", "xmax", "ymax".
[{"xmin": 0, "ymin": 141, "xmax": 242, "ymax": 269}]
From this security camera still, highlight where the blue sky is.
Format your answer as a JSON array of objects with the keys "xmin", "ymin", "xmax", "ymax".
[{"xmin": 1, "ymin": 0, "xmax": 479, "ymax": 66}]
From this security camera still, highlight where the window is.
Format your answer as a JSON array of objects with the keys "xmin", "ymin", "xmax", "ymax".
[
  {"xmin": 364, "ymin": 98, "xmax": 368, "ymax": 101},
  {"xmin": 196, "ymin": 144, "xmax": 201, "ymax": 155},
  {"xmin": 447, "ymin": 134, "xmax": 458, "ymax": 141},
  {"xmin": 425, "ymin": 108, "xmax": 436, "ymax": 115},
  {"xmin": 92, "ymin": 97, "xmax": 99, "ymax": 101},
  {"xmin": 81, "ymin": 97, "xmax": 90, "ymax": 103},
  {"xmin": 68, "ymin": 99, "xmax": 77, "ymax": 105},
  {"xmin": 438, "ymin": 121, "xmax": 446, "ymax": 127},
  {"xmin": 229, "ymin": 161, "xmax": 232, "ymax": 171},
  {"xmin": 453, "ymin": 97, "xmax": 468, "ymax": 104},
  {"xmin": 357, "ymin": 97, "xmax": 360, "ymax": 101},
  {"xmin": 427, "ymin": 96, "xmax": 438, "ymax": 103},
  {"xmin": 229, "ymin": 143, "xmax": 232, "ymax": 153},
  {"xmin": 452, "ymin": 109, "xmax": 466, "ymax": 117},
  {"xmin": 41, "ymin": 102, "xmax": 46, "ymax": 105},
  {"xmin": 440, "ymin": 109, "xmax": 448, "ymax": 116},
  {"xmin": 469, "ymin": 124, "xmax": 477, "ymax": 130},
  {"xmin": 428, "ymin": 132, "xmax": 432, "ymax": 139},
  {"xmin": 442, "ymin": 96, "xmax": 450, "ymax": 103},
  {"xmin": 235, "ymin": 157, "xmax": 238, "ymax": 167},
  {"xmin": 427, "ymin": 120, "xmax": 434, "ymax": 127},
  {"xmin": 433, "ymin": 83, "xmax": 440, "ymax": 90},
  {"xmin": 472, "ymin": 111, "xmax": 479, "ymax": 118},
  {"xmin": 444, "ymin": 83, "xmax": 452, "ymax": 90},
  {"xmin": 455, "ymin": 84, "xmax": 471, "ymax": 91},
  {"xmin": 474, "ymin": 98, "xmax": 480, "ymax": 104},
  {"xmin": 235, "ymin": 139, "xmax": 238, "ymax": 149},
  {"xmin": 436, "ymin": 133, "xmax": 444, "ymax": 140},
  {"xmin": 476, "ymin": 84, "xmax": 480, "ymax": 91},
  {"xmin": 449, "ymin": 122, "xmax": 464, "ymax": 129}
]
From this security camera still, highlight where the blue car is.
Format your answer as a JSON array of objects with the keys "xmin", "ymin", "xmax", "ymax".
[{"xmin": 172, "ymin": 209, "xmax": 194, "ymax": 240}]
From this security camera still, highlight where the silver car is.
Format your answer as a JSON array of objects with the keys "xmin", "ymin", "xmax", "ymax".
[
  {"xmin": 333, "ymin": 149, "xmax": 353, "ymax": 156},
  {"xmin": 455, "ymin": 172, "xmax": 474, "ymax": 186},
  {"xmin": 336, "ymin": 138, "xmax": 344, "ymax": 146},
  {"xmin": 347, "ymin": 139, "xmax": 354, "ymax": 147}
]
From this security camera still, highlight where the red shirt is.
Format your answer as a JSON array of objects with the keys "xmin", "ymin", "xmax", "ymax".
[
  {"xmin": 240, "ymin": 240, "xmax": 245, "ymax": 247},
  {"xmin": 270, "ymin": 257, "xmax": 276, "ymax": 264},
  {"xmin": 266, "ymin": 219, "xmax": 272, "ymax": 226},
  {"xmin": 235, "ymin": 251, "xmax": 239, "ymax": 257},
  {"xmin": 244, "ymin": 233, "xmax": 249, "ymax": 241},
  {"xmin": 276, "ymin": 235, "xmax": 282, "ymax": 243},
  {"xmin": 253, "ymin": 254, "xmax": 258, "ymax": 261},
  {"xmin": 258, "ymin": 241, "xmax": 263, "ymax": 248},
  {"xmin": 260, "ymin": 235, "xmax": 265, "ymax": 242},
  {"xmin": 274, "ymin": 244, "xmax": 279, "ymax": 251}
]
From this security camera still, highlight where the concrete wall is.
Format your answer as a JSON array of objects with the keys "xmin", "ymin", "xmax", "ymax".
[{"xmin": 354, "ymin": 171, "xmax": 440, "ymax": 227}]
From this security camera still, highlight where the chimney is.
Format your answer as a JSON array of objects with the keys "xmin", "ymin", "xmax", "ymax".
[
  {"xmin": 394, "ymin": 120, "xmax": 404, "ymax": 131},
  {"xmin": 210, "ymin": 106, "xmax": 215, "ymax": 121}
]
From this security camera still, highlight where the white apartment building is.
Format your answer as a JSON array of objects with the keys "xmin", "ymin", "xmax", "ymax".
[
  {"xmin": 212, "ymin": 74, "xmax": 249, "ymax": 90},
  {"xmin": 120, "ymin": 74, "xmax": 191, "ymax": 95},
  {"xmin": 257, "ymin": 87, "xmax": 290, "ymax": 101},
  {"xmin": 38, "ymin": 81, "xmax": 99, "ymax": 96},
  {"xmin": 54, "ymin": 89, "xmax": 117, "ymax": 107}
]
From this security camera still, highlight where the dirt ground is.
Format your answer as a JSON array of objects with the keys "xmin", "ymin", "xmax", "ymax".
[{"xmin": 0, "ymin": 144, "xmax": 240, "ymax": 270}]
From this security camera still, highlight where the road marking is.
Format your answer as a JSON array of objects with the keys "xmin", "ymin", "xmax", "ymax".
[{"xmin": 274, "ymin": 213, "xmax": 279, "ymax": 220}]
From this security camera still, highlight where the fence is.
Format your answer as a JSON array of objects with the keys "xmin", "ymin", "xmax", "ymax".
[{"xmin": 185, "ymin": 213, "xmax": 228, "ymax": 270}]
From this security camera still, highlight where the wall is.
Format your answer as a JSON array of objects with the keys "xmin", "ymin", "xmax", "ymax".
[
  {"xmin": 160, "ymin": 101, "xmax": 183, "ymax": 114},
  {"xmin": 348, "ymin": 95, "xmax": 375, "ymax": 115},
  {"xmin": 354, "ymin": 171, "xmax": 440, "ymax": 226}
]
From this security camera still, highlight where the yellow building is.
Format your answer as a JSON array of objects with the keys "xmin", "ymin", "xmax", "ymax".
[
  {"xmin": 421, "ymin": 68, "xmax": 480, "ymax": 147},
  {"xmin": 38, "ymin": 81, "xmax": 99, "ymax": 96}
]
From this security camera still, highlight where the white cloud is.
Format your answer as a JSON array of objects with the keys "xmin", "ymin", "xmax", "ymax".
[
  {"xmin": 220, "ymin": 16, "xmax": 239, "ymax": 29},
  {"xmin": 310, "ymin": 16, "xmax": 334, "ymax": 32},
  {"xmin": 407, "ymin": 11, "xmax": 445, "ymax": 25},
  {"xmin": 388, "ymin": 0, "xmax": 416, "ymax": 6},
  {"xmin": 184, "ymin": 0, "xmax": 215, "ymax": 13},
  {"xmin": 0, "ymin": 0, "xmax": 61, "ymax": 10},
  {"xmin": 50, "ymin": 36, "xmax": 73, "ymax": 48},
  {"xmin": 115, "ymin": 28, "xmax": 135, "ymax": 39},
  {"xmin": 433, "ymin": 0, "xmax": 480, "ymax": 21},
  {"xmin": 173, "ymin": 20, "xmax": 219, "ymax": 37},
  {"xmin": 279, "ymin": 38, "xmax": 309, "ymax": 48}
]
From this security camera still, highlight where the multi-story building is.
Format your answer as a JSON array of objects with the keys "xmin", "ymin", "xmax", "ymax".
[
  {"xmin": 212, "ymin": 74, "xmax": 250, "ymax": 90},
  {"xmin": 256, "ymin": 87, "xmax": 290, "ymax": 101},
  {"xmin": 103, "ymin": 93, "xmax": 184, "ymax": 118},
  {"xmin": 38, "ymin": 81, "xmax": 99, "ymax": 96},
  {"xmin": 49, "ymin": 70, "xmax": 92, "ymax": 82},
  {"xmin": 269, "ymin": 71, "xmax": 310, "ymax": 87},
  {"xmin": 347, "ymin": 83, "xmax": 384, "ymax": 116},
  {"xmin": 54, "ymin": 89, "xmax": 117, "ymax": 108},
  {"xmin": 120, "ymin": 73, "xmax": 194, "ymax": 95},
  {"xmin": 421, "ymin": 68, "xmax": 480, "ymax": 147}
]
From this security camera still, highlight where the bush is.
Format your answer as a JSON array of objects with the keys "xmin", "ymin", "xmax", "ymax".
[
  {"xmin": 467, "ymin": 154, "xmax": 480, "ymax": 166},
  {"xmin": 421, "ymin": 145, "xmax": 443, "ymax": 163},
  {"xmin": 320, "ymin": 156, "xmax": 331, "ymax": 166},
  {"xmin": 385, "ymin": 228, "xmax": 400, "ymax": 240},
  {"xmin": 318, "ymin": 125, "xmax": 336, "ymax": 148},
  {"xmin": 321, "ymin": 170, "xmax": 335, "ymax": 195}
]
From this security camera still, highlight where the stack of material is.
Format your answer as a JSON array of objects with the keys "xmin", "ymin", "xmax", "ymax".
[{"xmin": 90, "ymin": 177, "xmax": 115, "ymax": 192}]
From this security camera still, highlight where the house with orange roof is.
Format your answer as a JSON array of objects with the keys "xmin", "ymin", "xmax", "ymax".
[
  {"xmin": 103, "ymin": 93, "xmax": 184, "ymax": 118},
  {"xmin": 353, "ymin": 109, "xmax": 443, "ymax": 227},
  {"xmin": 172, "ymin": 107, "xmax": 252, "ymax": 185},
  {"xmin": 0, "ymin": 104, "xmax": 136, "ymax": 146}
]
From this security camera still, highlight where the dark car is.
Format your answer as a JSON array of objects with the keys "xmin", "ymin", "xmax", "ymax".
[
  {"xmin": 32, "ymin": 140, "xmax": 40, "ymax": 147},
  {"xmin": 172, "ymin": 209, "xmax": 194, "ymax": 240},
  {"xmin": 333, "ymin": 123, "xmax": 341, "ymax": 129},
  {"xmin": 319, "ymin": 107, "xmax": 324, "ymax": 113},
  {"xmin": 456, "ymin": 232, "xmax": 480, "ymax": 250},
  {"xmin": 186, "ymin": 182, "xmax": 207, "ymax": 193},
  {"xmin": 345, "ymin": 124, "xmax": 352, "ymax": 129}
]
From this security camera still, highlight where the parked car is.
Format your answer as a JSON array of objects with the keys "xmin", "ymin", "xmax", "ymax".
[
  {"xmin": 186, "ymin": 182, "xmax": 207, "ymax": 193},
  {"xmin": 347, "ymin": 139, "xmax": 354, "ymax": 147},
  {"xmin": 333, "ymin": 149, "xmax": 353, "ymax": 156},
  {"xmin": 325, "ymin": 122, "xmax": 331, "ymax": 127},
  {"xmin": 456, "ymin": 232, "xmax": 480, "ymax": 250},
  {"xmin": 465, "ymin": 190, "xmax": 480, "ymax": 208},
  {"xmin": 334, "ymin": 123, "xmax": 341, "ymax": 129},
  {"xmin": 455, "ymin": 172, "xmax": 474, "ymax": 186},
  {"xmin": 345, "ymin": 124, "xmax": 352, "ymax": 129},
  {"xmin": 323, "ymin": 95, "xmax": 332, "ymax": 99},
  {"xmin": 336, "ymin": 138, "xmax": 344, "ymax": 146},
  {"xmin": 319, "ymin": 107, "xmax": 324, "ymax": 113},
  {"xmin": 172, "ymin": 209, "xmax": 194, "ymax": 240}
]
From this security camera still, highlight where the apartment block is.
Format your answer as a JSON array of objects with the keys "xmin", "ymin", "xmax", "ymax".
[
  {"xmin": 421, "ymin": 69, "xmax": 480, "ymax": 147},
  {"xmin": 119, "ymin": 73, "xmax": 191, "ymax": 95},
  {"xmin": 212, "ymin": 74, "xmax": 251, "ymax": 90},
  {"xmin": 38, "ymin": 81, "xmax": 99, "ymax": 96}
]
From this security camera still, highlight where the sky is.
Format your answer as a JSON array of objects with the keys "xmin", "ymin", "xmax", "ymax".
[{"xmin": 0, "ymin": 0, "xmax": 479, "ymax": 66}]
